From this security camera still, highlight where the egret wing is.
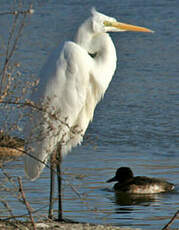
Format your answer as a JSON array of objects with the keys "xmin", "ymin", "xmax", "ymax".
[{"xmin": 24, "ymin": 41, "xmax": 92, "ymax": 180}]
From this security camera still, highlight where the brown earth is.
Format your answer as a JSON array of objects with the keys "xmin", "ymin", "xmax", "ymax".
[{"xmin": 0, "ymin": 220, "xmax": 141, "ymax": 230}]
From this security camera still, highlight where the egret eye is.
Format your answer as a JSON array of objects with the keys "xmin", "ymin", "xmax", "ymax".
[
  {"xmin": 103, "ymin": 21, "xmax": 113, "ymax": 27},
  {"xmin": 88, "ymin": 52, "xmax": 97, "ymax": 58}
]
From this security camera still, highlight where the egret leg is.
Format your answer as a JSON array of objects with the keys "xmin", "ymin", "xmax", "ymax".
[
  {"xmin": 56, "ymin": 143, "xmax": 63, "ymax": 221},
  {"xmin": 48, "ymin": 152, "xmax": 56, "ymax": 219}
]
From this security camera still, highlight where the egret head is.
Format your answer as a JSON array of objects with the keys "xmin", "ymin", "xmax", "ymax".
[
  {"xmin": 90, "ymin": 8, "xmax": 153, "ymax": 33},
  {"xmin": 75, "ymin": 8, "xmax": 153, "ymax": 55}
]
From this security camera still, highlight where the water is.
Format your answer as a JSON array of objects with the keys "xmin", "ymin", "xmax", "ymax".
[{"xmin": 0, "ymin": 0, "xmax": 179, "ymax": 229}]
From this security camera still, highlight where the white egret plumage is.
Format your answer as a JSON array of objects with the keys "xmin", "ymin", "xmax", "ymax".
[{"xmin": 24, "ymin": 8, "xmax": 153, "ymax": 220}]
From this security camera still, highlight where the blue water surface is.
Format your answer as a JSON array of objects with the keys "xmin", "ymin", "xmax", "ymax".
[{"xmin": 0, "ymin": 0, "xmax": 178, "ymax": 229}]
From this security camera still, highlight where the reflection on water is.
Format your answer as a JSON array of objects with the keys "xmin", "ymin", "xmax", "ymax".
[
  {"xmin": 0, "ymin": 0, "xmax": 179, "ymax": 229},
  {"xmin": 112, "ymin": 191, "xmax": 158, "ymax": 206}
]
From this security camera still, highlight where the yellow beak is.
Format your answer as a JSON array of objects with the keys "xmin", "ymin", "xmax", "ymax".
[{"xmin": 104, "ymin": 20, "xmax": 154, "ymax": 33}]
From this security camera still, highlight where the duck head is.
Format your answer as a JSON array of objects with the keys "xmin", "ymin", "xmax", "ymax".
[{"xmin": 107, "ymin": 167, "xmax": 134, "ymax": 184}]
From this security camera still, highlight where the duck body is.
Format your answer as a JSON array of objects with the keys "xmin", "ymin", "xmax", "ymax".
[
  {"xmin": 113, "ymin": 176, "xmax": 174, "ymax": 194},
  {"xmin": 107, "ymin": 167, "xmax": 175, "ymax": 194}
]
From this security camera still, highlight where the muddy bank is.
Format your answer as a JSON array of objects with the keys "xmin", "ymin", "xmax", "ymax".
[{"xmin": 0, "ymin": 220, "xmax": 141, "ymax": 230}]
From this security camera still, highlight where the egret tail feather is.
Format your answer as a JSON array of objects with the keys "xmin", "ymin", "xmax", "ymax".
[{"xmin": 24, "ymin": 148, "xmax": 48, "ymax": 181}]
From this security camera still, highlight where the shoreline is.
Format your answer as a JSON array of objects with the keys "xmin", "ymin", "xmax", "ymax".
[{"xmin": 0, "ymin": 220, "xmax": 141, "ymax": 230}]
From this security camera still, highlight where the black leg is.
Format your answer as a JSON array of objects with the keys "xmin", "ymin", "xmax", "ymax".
[
  {"xmin": 56, "ymin": 143, "xmax": 63, "ymax": 221},
  {"xmin": 48, "ymin": 152, "xmax": 56, "ymax": 219}
]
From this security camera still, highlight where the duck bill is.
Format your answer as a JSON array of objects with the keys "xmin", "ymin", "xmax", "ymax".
[
  {"xmin": 104, "ymin": 20, "xmax": 154, "ymax": 33},
  {"xmin": 106, "ymin": 176, "xmax": 117, "ymax": 183}
]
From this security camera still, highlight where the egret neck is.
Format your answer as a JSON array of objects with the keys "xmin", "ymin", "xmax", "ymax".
[{"xmin": 75, "ymin": 19, "xmax": 117, "ymax": 94}]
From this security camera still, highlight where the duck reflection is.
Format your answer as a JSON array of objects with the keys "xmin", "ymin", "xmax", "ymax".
[{"xmin": 113, "ymin": 191, "xmax": 157, "ymax": 206}]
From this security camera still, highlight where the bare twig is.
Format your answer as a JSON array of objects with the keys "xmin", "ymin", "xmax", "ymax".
[
  {"xmin": 162, "ymin": 210, "xmax": 179, "ymax": 230},
  {"xmin": 0, "ymin": 7, "xmax": 34, "ymax": 94},
  {"xmin": 0, "ymin": 200, "xmax": 14, "ymax": 218},
  {"xmin": 17, "ymin": 177, "xmax": 36, "ymax": 230},
  {"xmin": 3, "ymin": 203, "xmax": 49, "ymax": 221},
  {"xmin": 0, "ymin": 99, "xmax": 43, "ymax": 112},
  {"xmin": 0, "ymin": 99, "xmax": 83, "ymax": 138},
  {"xmin": 1, "ymin": 169, "xmax": 16, "ymax": 185},
  {"xmin": 0, "ymin": 9, "xmax": 34, "ymax": 16},
  {"xmin": 1, "ymin": 168, "xmax": 19, "ymax": 198},
  {"xmin": 0, "ymin": 14, "xmax": 26, "ymax": 93}
]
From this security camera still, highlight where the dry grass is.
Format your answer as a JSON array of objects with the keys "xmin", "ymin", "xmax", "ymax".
[{"xmin": 0, "ymin": 132, "xmax": 24, "ymax": 163}]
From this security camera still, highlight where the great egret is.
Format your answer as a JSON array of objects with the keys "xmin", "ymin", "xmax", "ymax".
[{"xmin": 24, "ymin": 8, "xmax": 153, "ymax": 220}]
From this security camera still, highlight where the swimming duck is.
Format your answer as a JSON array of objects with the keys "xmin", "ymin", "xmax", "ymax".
[{"xmin": 107, "ymin": 167, "xmax": 175, "ymax": 194}]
